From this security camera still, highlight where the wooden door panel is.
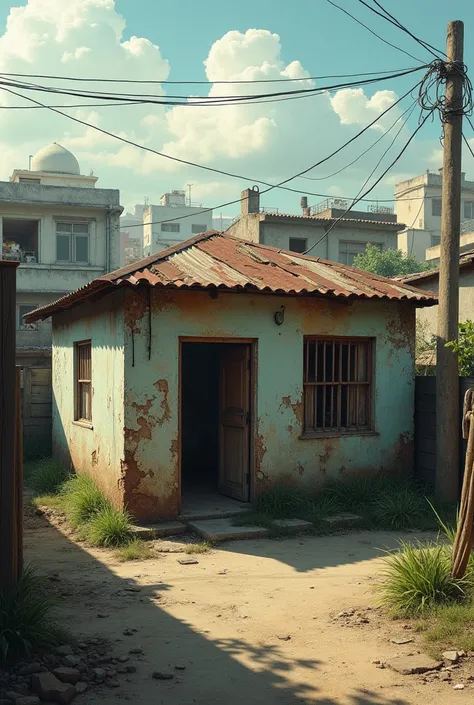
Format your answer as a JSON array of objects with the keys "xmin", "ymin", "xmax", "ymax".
[{"xmin": 219, "ymin": 345, "xmax": 250, "ymax": 502}]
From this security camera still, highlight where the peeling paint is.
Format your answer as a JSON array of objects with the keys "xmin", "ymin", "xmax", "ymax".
[
  {"xmin": 153, "ymin": 379, "xmax": 171, "ymax": 425},
  {"xmin": 280, "ymin": 395, "xmax": 303, "ymax": 427}
]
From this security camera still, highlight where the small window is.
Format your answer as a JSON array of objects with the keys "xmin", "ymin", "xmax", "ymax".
[
  {"xmin": 289, "ymin": 237, "xmax": 308, "ymax": 253},
  {"xmin": 464, "ymin": 201, "xmax": 474, "ymax": 219},
  {"xmin": 75, "ymin": 341, "xmax": 92, "ymax": 423},
  {"xmin": 431, "ymin": 235, "xmax": 441, "ymax": 247},
  {"xmin": 56, "ymin": 222, "xmax": 90, "ymax": 263},
  {"xmin": 191, "ymin": 224, "xmax": 208, "ymax": 234},
  {"xmin": 432, "ymin": 198, "xmax": 442, "ymax": 217},
  {"xmin": 339, "ymin": 241, "xmax": 382, "ymax": 266},
  {"xmin": 17, "ymin": 304, "xmax": 37, "ymax": 331},
  {"xmin": 303, "ymin": 337, "xmax": 373, "ymax": 435},
  {"xmin": 161, "ymin": 223, "xmax": 180, "ymax": 233},
  {"xmin": 19, "ymin": 177, "xmax": 41, "ymax": 184}
]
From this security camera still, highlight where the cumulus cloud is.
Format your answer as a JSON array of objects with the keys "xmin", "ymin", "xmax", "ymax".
[{"xmin": 0, "ymin": 1, "xmax": 425, "ymax": 213}]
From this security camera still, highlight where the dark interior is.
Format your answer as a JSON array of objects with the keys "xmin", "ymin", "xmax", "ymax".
[
  {"xmin": 181, "ymin": 343, "xmax": 225, "ymax": 493},
  {"xmin": 3, "ymin": 219, "xmax": 39, "ymax": 260}
]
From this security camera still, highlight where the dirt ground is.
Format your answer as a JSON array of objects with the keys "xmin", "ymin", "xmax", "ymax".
[{"xmin": 24, "ymin": 508, "xmax": 472, "ymax": 705}]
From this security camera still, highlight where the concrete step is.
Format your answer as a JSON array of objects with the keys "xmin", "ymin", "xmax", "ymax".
[
  {"xmin": 131, "ymin": 521, "xmax": 187, "ymax": 541},
  {"xmin": 322, "ymin": 513, "xmax": 365, "ymax": 529},
  {"xmin": 186, "ymin": 518, "xmax": 270, "ymax": 542}
]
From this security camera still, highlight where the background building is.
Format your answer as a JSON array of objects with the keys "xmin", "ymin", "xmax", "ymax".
[
  {"xmin": 0, "ymin": 142, "xmax": 122, "ymax": 451},
  {"xmin": 143, "ymin": 190, "xmax": 213, "ymax": 255}
]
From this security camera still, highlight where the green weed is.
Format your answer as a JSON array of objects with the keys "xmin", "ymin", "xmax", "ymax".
[
  {"xmin": 29, "ymin": 459, "xmax": 69, "ymax": 495},
  {"xmin": 115, "ymin": 538, "xmax": 155, "ymax": 562},
  {"xmin": 185, "ymin": 541, "xmax": 213, "ymax": 554},
  {"xmin": 372, "ymin": 488, "xmax": 426, "ymax": 530},
  {"xmin": 253, "ymin": 484, "xmax": 310, "ymax": 518},
  {"xmin": 81, "ymin": 506, "xmax": 134, "ymax": 548},
  {"xmin": 62, "ymin": 475, "xmax": 110, "ymax": 528}
]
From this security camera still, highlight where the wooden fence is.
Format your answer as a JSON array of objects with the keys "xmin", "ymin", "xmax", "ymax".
[{"xmin": 414, "ymin": 376, "xmax": 474, "ymax": 486}]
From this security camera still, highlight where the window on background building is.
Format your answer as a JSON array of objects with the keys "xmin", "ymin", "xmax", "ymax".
[
  {"xmin": 17, "ymin": 304, "xmax": 37, "ymax": 331},
  {"xmin": 303, "ymin": 337, "xmax": 373, "ymax": 435},
  {"xmin": 161, "ymin": 223, "xmax": 180, "ymax": 233},
  {"xmin": 464, "ymin": 201, "xmax": 474, "ymax": 219},
  {"xmin": 56, "ymin": 222, "xmax": 90, "ymax": 263},
  {"xmin": 431, "ymin": 235, "xmax": 441, "ymax": 247},
  {"xmin": 338, "ymin": 241, "xmax": 382, "ymax": 265},
  {"xmin": 191, "ymin": 224, "xmax": 208, "ymax": 234},
  {"xmin": 75, "ymin": 341, "xmax": 92, "ymax": 423},
  {"xmin": 432, "ymin": 198, "xmax": 442, "ymax": 217},
  {"xmin": 288, "ymin": 237, "xmax": 308, "ymax": 253}
]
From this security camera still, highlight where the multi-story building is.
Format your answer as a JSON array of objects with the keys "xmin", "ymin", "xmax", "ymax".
[
  {"xmin": 143, "ymin": 190, "xmax": 213, "ymax": 256},
  {"xmin": 0, "ymin": 142, "xmax": 122, "ymax": 450},
  {"xmin": 395, "ymin": 169, "xmax": 474, "ymax": 262},
  {"xmin": 226, "ymin": 188, "xmax": 403, "ymax": 264}
]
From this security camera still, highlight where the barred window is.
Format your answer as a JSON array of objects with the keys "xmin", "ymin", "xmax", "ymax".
[
  {"xmin": 75, "ymin": 341, "xmax": 92, "ymax": 423},
  {"xmin": 161, "ymin": 223, "xmax": 180, "ymax": 232},
  {"xmin": 192, "ymin": 224, "xmax": 208, "ymax": 234},
  {"xmin": 303, "ymin": 337, "xmax": 373, "ymax": 435}
]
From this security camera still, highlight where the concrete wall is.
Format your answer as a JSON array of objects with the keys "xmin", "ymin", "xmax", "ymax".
[
  {"xmin": 143, "ymin": 204, "xmax": 213, "ymax": 256},
  {"xmin": 121, "ymin": 287, "xmax": 416, "ymax": 521},
  {"xmin": 52, "ymin": 293, "xmax": 126, "ymax": 507},
  {"xmin": 226, "ymin": 215, "xmax": 261, "ymax": 242},
  {"xmin": 413, "ymin": 267, "xmax": 474, "ymax": 338},
  {"xmin": 397, "ymin": 228, "xmax": 433, "ymax": 261}
]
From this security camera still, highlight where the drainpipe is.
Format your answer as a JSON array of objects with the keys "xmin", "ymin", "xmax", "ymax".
[{"xmin": 105, "ymin": 211, "xmax": 110, "ymax": 273}]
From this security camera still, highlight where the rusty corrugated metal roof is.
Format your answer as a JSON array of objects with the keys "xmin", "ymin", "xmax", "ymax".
[
  {"xmin": 25, "ymin": 231, "xmax": 438, "ymax": 322},
  {"xmin": 400, "ymin": 248, "xmax": 474, "ymax": 284},
  {"xmin": 258, "ymin": 212, "xmax": 404, "ymax": 228}
]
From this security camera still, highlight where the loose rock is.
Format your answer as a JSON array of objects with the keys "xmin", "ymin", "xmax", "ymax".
[
  {"xmin": 31, "ymin": 672, "xmax": 76, "ymax": 705},
  {"xmin": 152, "ymin": 672, "xmax": 174, "ymax": 680},
  {"xmin": 18, "ymin": 663, "xmax": 43, "ymax": 676},
  {"xmin": 15, "ymin": 697, "xmax": 41, "ymax": 705},
  {"xmin": 453, "ymin": 684, "xmax": 465, "ymax": 690},
  {"xmin": 62, "ymin": 655, "xmax": 81, "ymax": 668},
  {"xmin": 390, "ymin": 638, "xmax": 414, "ymax": 645},
  {"xmin": 386, "ymin": 655, "xmax": 442, "ymax": 675},
  {"xmin": 52, "ymin": 668, "xmax": 80, "ymax": 685},
  {"xmin": 54, "ymin": 646, "xmax": 74, "ymax": 657},
  {"xmin": 74, "ymin": 683, "xmax": 88, "ymax": 694},
  {"xmin": 443, "ymin": 651, "xmax": 460, "ymax": 663}
]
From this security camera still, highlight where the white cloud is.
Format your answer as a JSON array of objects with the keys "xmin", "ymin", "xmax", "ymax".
[{"xmin": 330, "ymin": 88, "xmax": 399, "ymax": 131}]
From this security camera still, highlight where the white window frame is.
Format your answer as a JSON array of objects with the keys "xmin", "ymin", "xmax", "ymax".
[{"xmin": 55, "ymin": 220, "xmax": 91, "ymax": 264}]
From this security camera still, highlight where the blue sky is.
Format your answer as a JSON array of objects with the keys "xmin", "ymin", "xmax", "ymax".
[{"xmin": 0, "ymin": 0, "xmax": 473, "ymax": 215}]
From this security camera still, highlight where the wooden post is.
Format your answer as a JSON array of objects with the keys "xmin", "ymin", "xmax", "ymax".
[
  {"xmin": 436, "ymin": 21, "xmax": 464, "ymax": 502},
  {"xmin": 0, "ymin": 261, "xmax": 19, "ymax": 594}
]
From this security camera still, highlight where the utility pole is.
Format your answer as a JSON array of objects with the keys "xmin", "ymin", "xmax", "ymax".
[{"xmin": 436, "ymin": 20, "xmax": 464, "ymax": 501}]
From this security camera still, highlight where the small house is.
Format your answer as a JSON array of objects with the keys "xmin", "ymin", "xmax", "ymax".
[{"xmin": 26, "ymin": 232, "xmax": 437, "ymax": 522}]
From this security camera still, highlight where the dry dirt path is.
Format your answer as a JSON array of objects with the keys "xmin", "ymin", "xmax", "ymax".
[{"xmin": 24, "ymin": 509, "xmax": 471, "ymax": 705}]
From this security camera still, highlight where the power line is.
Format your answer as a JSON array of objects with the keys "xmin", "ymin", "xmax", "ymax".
[
  {"xmin": 358, "ymin": 0, "xmax": 445, "ymax": 59},
  {"xmin": 0, "ymin": 66, "xmax": 425, "ymax": 85},
  {"xmin": 1, "ymin": 81, "xmax": 418, "ymax": 204},
  {"xmin": 463, "ymin": 133, "xmax": 474, "ymax": 160},
  {"xmin": 325, "ymin": 0, "xmax": 424, "ymax": 63},
  {"xmin": 408, "ymin": 197, "xmax": 426, "ymax": 255},
  {"xmin": 303, "ymin": 109, "xmax": 433, "ymax": 255}
]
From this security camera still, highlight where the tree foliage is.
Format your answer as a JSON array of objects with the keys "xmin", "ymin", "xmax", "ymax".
[
  {"xmin": 353, "ymin": 244, "xmax": 432, "ymax": 278},
  {"xmin": 446, "ymin": 320, "xmax": 474, "ymax": 377}
]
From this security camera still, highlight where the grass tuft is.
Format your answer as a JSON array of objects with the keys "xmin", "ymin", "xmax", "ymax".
[
  {"xmin": 253, "ymin": 484, "xmax": 310, "ymax": 518},
  {"xmin": 0, "ymin": 566, "xmax": 59, "ymax": 665},
  {"xmin": 423, "ymin": 601, "xmax": 474, "ymax": 656},
  {"xmin": 378, "ymin": 540, "xmax": 470, "ymax": 616},
  {"xmin": 326, "ymin": 474, "xmax": 388, "ymax": 514},
  {"xmin": 81, "ymin": 505, "xmax": 134, "ymax": 548},
  {"xmin": 115, "ymin": 538, "xmax": 155, "ymax": 562},
  {"xmin": 28, "ymin": 458, "xmax": 69, "ymax": 495},
  {"xmin": 62, "ymin": 474, "xmax": 111, "ymax": 528},
  {"xmin": 372, "ymin": 488, "xmax": 426, "ymax": 530},
  {"xmin": 32, "ymin": 494, "xmax": 67, "ymax": 512},
  {"xmin": 185, "ymin": 541, "xmax": 213, "ymax": 554}
]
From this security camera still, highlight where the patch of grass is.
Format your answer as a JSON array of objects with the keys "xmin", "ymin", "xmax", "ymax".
[
  {"xmin": 81, "ymin": 506, "xmax": 134, "ymax": 548},
  {"xmin": 232, "ymin": 511, "xmax": 275, "ymax": 528},
  {"xmin": 253, "ymin": 484, "xmax": 310, "ymax": 519},
  {"xmin": 372, "ymin": 488, "xmax": 426, "ymax": 530},
  {"xmin": 326, "ymin": 474, "xmax": 388, "ymax": 514},
  {"xmin": 115, "ymin": 538, "xmax": 155, "ymax": 562},
  {"xmin": 32, "ymin": 494, "xmax": 67, "ymax": 512},
  {"xmin": 0, "ymin": 566, "xmax": 59, "ymax": 665},
  {"xmin": 423, "ymin": 601, "xmax": 474, "ymax": 656},
  {"xmin": 62, "ymin": 474, "xmax": 111, "ymax": 528},
  {"xmin": 29, "ymin": 458, "xmax": 69, "ymax": 495},
  {"xmin": 378, "ymin": 540, "xmax": 471, "ymax": 616},
  {"xmin": 305, "ymin": 495, "xmax": 340, "ymax": 527},
  {"xmin": 185, "ymin": 541, "xmax": 213, "ymax": 554}
]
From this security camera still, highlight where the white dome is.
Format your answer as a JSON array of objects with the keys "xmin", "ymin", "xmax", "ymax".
[{"xmin": 31, "ymin": 143, "xmax": 80, "ymax": 175}]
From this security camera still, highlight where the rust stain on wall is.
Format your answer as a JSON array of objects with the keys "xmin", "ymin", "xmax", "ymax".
[
  {"xmin": 386, "ymin": 304, "xmax": 415, "ymax": 354},
  {"xmin": 153, "ymin": 379, "xmax": 171, "ymax": 425},
  {"xmin": 124, "ymin": 289, "xmax": 147, "ymax": 333},
  {"xmin": 170, "ymin": 438, "xmax": 179, "ymax": 461},
  {"xmin": 393, "ymin": 431, "xmax": 414, "ymax": 474},
  {"xmin": 318, "ymin": 443, "xmax": 333, "ymax": 465},
  {"xmin": 131, "ymin": 398, "xmax": 153, "ymax": 414},
  {"xmin": 254, "ymin": 427, "xmax": 268, "ymax": 493},
  {"xmin": 280, "ymin": 395, "xmax": 303, "ymax": 427}
]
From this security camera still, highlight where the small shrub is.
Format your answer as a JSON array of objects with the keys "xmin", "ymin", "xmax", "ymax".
[
  {"xmin": 29, "ymin": 459, "xmax": 69, "ymax": 495},
  {"xmin": 326, "ymin": 475, "xmax": 387, "ymax": 514},
  {"xmin": 115, "ymin": 538, "xmax": 154, "ymax": 562},
  {"xmin": 62, "ymin": 475, "xmax": 110, "ymax": 528},
  {"xmin": 0, "ymin": 567, "xmax": 59, "ymax": 665},
  {"xmin": 372, "ymin": 488, "xmax": 426, "ymax": 530},
  {"xmin": 306, "ymin": 495, "xmax": 339, "ymax": 526},
  {"xmin": 378, "ymin": 540, "xmax": 470, "ymax": 616},
  {"xmin": 254, "ymin": 484, "xmax": 310, "ymax": 518},
  {"xmin": 82, "ymin": 506, "xmax": 133, "ymax": 548},
  {"xmin": 185, "ymin": 541, "xmax": 212, "ymax": 554}
]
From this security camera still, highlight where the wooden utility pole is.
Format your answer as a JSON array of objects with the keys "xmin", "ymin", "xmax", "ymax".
[
  {"xmin": 0, "ymin": 260, "xmax": 20, "ymax": 594},
  {"xmin": 436, "ymin": 20, "xmax": 464, "ymax": 501}
]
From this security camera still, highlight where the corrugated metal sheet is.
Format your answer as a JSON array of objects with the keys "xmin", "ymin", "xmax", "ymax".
[
  {"xmin": 25, "ymin": 231, "xmax": 437, "ymax": 322},
  {"xmin": 401, "ymin": 248, "xmax": 474, "ymax": 285},
  {"xmin": 258, "ymin": 213, "xmax": 403, "ymax": 228}
]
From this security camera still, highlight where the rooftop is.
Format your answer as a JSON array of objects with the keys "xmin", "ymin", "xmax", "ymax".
[
  {"xmin": 25, "ymin": 231, "xmax": 437, "ymax": 323},
  {"xmin": 400, "ymin": 248, "xmax": 474, "ymax": 285}
]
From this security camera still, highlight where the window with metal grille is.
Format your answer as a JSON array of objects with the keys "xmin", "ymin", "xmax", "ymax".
[
  {"xmin": 161, "ymin": 223, "xmax": 180, "ymax": 232},
  {"xmin": 432, "ymin": 198, "xmax": 442, "ymax": 217},
  {"xmin": 75, "ymin": 341, "xmax": 92, "ymax": 423},
  {"xmin": 191, "ymin": 224, "xmax": 208, "ymax": 234},
  {"xmin": 303, "ymin": 337, "xmax": 373, "ymax": 435},
  {"xmin": 289, "ymin": 237, "xmax": 307, "ymax": 253}
]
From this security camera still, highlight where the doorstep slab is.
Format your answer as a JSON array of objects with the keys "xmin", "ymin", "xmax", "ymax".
[
  {"xmin": 322, "ymin": 513, "xmax": 364, "ymax": 528},
  {"xmin": 187, "ymin": 518, "xmax": 270, "ymax": 542},
  {"xmin": 131, "ymin": 521, "xmax": 187, "ymax": 540},
  {"xmin": 273, "ymin": 518, "xmax": 313, "ymax": 531}
]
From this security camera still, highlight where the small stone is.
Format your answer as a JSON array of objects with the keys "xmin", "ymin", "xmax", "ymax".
[
  {"xmin": 31, "ymin": 672, "xmax": 76, "ymax": 705},
  {"xmin": 15, "ymin": 697, "xmax": 41, "ymax": 705},
  {"xmin": 105, "ymin": 679, "xmax": 120, "ymax": 688},
  {"xmin": 129, "ymin": 647, "xmax": 143, "ymax": 655},
  {"xmin": 62, "ymin": 655, "xmax": 81, "ymax": 667},
  {"xmin": 390, "ymin": 638, "xmax": 414, "ymax": 645},
  {"xmin": 54, "ymin": 646, "xmax": 74, "ymax": 657},
  {"xmin": 177, "ymin": 558, "xmax": 198, "ymax": 565},
  {"xmin": 337, "ymin": 610, "xmax": 355, "ymax": 618},
  {"xmin": 97, "ymin": 613, "xmax": 109, "ymax": 619},
  {"xmin": 123, "ymin": 629, "xmax": 133, "ymax": 636},
  {"xmin": 75, "ymin": 683, "xmax": 88, "ymax": 694},
  {"xmin": 117, "ymin": 655, "xmax": 129, "ymax": 663},
  {"xmin": 152, "ymin": 672, "xmax": 174, "ymax": 680},
  {"xmin": 14, "ymin": 684, "xmax": 31, "ymax": 695},
  {"xmin": 117, "ymin": 667, "xmax": 128, "ymax": 675},
  {"xmin": 52, "ymin": 668, "xmax": 80, "ymax": 685},
  {"xmin": 126, "ymin": 666, "xmax": 137, "ymax": 674},
  {"xmin": 174, "ymin": 665, "xmax": 186, "ymax": 671},
  {"xmin": 92, "ymin": 668, "xmax": 106, "ymax": 682},
  {"xmin": 386, "ymin": 655, "xmax": 442, "ymax": 675},
  {"xmin": 276, "ymin": 635, "xmax": 291, "ymax": 641},
  {"xmin": 453, "ymin": 684, "xmax": 465, "ymax": 690},
  {"xmin": 443, "ymin": 651, "xmax": 460, "ymax": 663},
  {"xmin": 124, "ymin": 587, "xmax": 140, "ymax": 593},
  {"xmin": 18, "ymin": 663, "xmax": 42, "ymax": 676}
]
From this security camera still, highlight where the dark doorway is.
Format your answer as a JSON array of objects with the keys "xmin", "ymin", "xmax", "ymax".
[{"xmin": 181, "ymin": 341, "xmax": 251, "ymax": 504}]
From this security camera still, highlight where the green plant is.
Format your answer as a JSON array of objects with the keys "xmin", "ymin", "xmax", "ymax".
[
  {"xmin": 29, "ymin": 459, "xmax": 69, "ymax": 495},
  {"xmin": 423, "ymin": 601, "xmax": 474, "ymax": 656},
  {"xmin": 185, "ymin": 541, "xmax": 213, "ymax": 554},
  {"xmin": 326, "ymin": 474, "xmax": 387, "ymax": 514},
  {"xmin": 378, "ymin": 540, "xmax": 471, "ymax": 616},
  {"xmin": 0, "ymin": 567, "xmax": 59, "ymax": 664},
  {"xmin": 372, "ymin": 488, "xmax": 426, "ymax": 530},
  {"xmin": 82, "ymin": 506, "xmax": 133, "ymax": 547},
  {"xmin": 446, "ymin": 320, "xmax": 474, "ymax": 376},
  {"xmin": 306, "ymin": 495, "xmax": 340, "ymax": 526},
  {"xmin": 254, "ymin": 484, "xmax": 310, "ymax": 518},
  {"xmin": 62, "ymin": 475, "xmax": 110, "ymax": 528},
  {"xmin": 115, "ymin": 538, "xmax": 154, "ymax": 562},
  {"xmin": 31, "ymin": 494, "xmax": 67, "ymax": 512},
  {"xmin": 353, "ymin": 244, "xmax": 433, "ymax": 278}
]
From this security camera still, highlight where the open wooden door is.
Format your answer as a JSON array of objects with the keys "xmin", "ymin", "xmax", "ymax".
[{"xmin": 219, "ymin": 344, "xmax": 250, "ymax": 501}]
